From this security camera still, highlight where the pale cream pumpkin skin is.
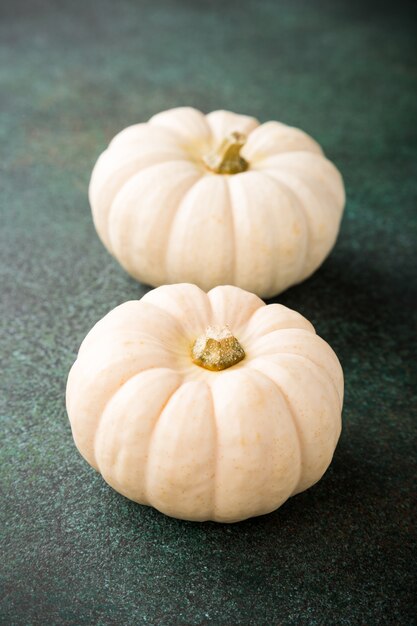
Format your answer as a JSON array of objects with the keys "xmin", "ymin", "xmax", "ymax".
[
  {"xmin": 66, "ymin": 284, "xmax": 344, "ymax": 523},
  {"xmin": 89, "ymin": 107, "xmax": 345, "ymax": 298}
]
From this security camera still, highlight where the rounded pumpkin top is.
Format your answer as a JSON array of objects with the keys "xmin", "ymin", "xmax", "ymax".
[{"xmin": 89, "ymin": 107, "xmax": 345, "ymax": 298}]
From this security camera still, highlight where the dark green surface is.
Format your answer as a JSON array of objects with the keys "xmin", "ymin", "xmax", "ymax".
[{"xmin": 1, "ymin": 1, "xmax": 416, "ymax": 624}]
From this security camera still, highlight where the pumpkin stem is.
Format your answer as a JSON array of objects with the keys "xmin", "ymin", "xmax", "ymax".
[
  {"xmin": 192, "ymin": 325, "xmax": 245, "ymax": 371},
  {"xmin": 203, "ymin": 132, "xmax": 249, "ymax": 175}
]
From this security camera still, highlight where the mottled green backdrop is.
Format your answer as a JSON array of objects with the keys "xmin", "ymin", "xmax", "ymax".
[{"xmin": 1, "ymin": 0, "xmax": 416, "ymax": 624}]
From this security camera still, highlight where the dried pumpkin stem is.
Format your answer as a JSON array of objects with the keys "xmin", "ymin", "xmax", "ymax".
[
  {"xmin": 192, "ymin": 325, "xmax": 245, "ymax": 371},
  {"xmin": 203, "ymin": 132, "xmax": 249, "ymax": 175}
]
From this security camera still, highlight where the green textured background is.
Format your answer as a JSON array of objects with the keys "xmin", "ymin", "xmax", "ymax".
[{"xmin": 1, "ymin": 0, "xmax": 416, "ymax": 624}]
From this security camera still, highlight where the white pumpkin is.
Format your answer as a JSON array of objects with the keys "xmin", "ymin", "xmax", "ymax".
[
  {"xmin": 66, "ymin": 283, "xmax": 343, "ymax": 523},
  {"xmin": 89, "ymin": 107, "xmax": 345, "ymax": 298}
]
